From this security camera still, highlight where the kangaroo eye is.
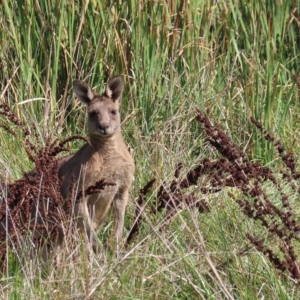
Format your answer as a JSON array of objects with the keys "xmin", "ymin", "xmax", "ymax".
[
  {"xmin": 89, "ymin": 111, "xmax": 97, "ymax": 118},
  {"xmin": 110, "ymin": 110, "xmax": 117, "ymax": 115}
]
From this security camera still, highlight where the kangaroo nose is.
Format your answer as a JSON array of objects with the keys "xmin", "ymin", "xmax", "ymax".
[{"xmin": 98, "ymin": 123, "xmax": 109, "ymax": 134}]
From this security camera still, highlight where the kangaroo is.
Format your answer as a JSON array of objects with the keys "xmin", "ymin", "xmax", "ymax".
[{"xmin": 58, "ymin": 75, "xmax": 135, "ymax": 251}]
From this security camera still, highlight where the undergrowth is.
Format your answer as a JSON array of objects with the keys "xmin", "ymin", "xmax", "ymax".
[{"xmin": 1, "ymin": 99, "xmax": 300, "ymax": 298}]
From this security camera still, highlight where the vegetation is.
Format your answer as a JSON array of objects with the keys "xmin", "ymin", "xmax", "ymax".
[{"xmin": 0, "ymin": 0, "xmax": 300, "ymax": 298}]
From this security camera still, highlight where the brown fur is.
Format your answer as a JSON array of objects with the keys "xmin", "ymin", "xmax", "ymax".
[{"xmin": 58, "ymin": 75, "xmax": 135, "ymax": 250}]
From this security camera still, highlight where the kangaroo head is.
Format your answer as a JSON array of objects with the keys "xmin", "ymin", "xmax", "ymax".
[{"xmin": 73, "ymin": 76, "xmax": 124, "ymax": 139}]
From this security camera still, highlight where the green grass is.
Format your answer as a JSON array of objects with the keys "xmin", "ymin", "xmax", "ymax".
[{"xmin": 0, "ymin": 0, "xmax": 300, "ymax": 299}]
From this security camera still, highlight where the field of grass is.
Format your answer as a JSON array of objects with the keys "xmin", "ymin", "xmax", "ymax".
[{"xmin": 0, "ymin": 0, "xmax": 300, "ymax": 299}]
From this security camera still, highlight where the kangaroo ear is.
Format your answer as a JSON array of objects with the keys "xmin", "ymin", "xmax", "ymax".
[
  {"xmin": 73, "ymin": 80, "xmax": 94, "ymax": 105},
  {"xmin": 105, "ymin": 75, "xmax": 124, "ymax": 102}
]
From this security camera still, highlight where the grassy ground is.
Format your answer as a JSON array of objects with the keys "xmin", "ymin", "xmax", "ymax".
[{"xmin": 0, "ymin": 0, "xmax": 300, "ymax": 299}]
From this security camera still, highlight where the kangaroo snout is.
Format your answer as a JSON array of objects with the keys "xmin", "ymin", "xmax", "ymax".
[{"xmin": 97, "ymin": 123, "xmax": 109, "ymax": 134}]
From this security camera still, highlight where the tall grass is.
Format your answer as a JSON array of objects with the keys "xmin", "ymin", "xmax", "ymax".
[{"xmin": 0, "ymin": 0, "xmax": 300, "ymax": 299}]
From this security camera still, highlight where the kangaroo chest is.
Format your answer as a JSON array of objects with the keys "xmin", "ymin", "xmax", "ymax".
[{"xmin": 80, "ymin": 153, "xmax": 131, "ymax": 190}]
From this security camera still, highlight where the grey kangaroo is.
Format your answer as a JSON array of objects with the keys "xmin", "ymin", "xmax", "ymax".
[{"xmin": 58, "ymin": 75, "xmax": 135, "ymax": 251}]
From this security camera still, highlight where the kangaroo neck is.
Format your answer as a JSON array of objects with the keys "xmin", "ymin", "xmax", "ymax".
[{"xmin": 89, "ymin": 131, "xmax": 122, "ymax": 151}]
